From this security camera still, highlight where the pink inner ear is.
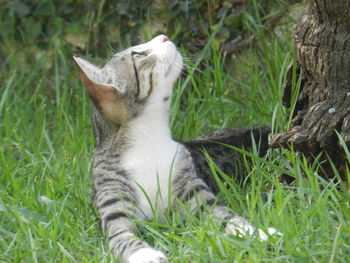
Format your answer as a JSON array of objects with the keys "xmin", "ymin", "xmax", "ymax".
[
  {"xmin": 77, "ymin": 66, "xmax": 127, "ymax": 123},
  {"xmin": 77, "ymin": 66, "xmax": 116, "ymax": 102}
]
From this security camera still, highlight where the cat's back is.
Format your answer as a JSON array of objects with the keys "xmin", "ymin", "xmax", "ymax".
[{"xmin": 183, "ymin": 126, "xmax": 271, "ymax": 192}]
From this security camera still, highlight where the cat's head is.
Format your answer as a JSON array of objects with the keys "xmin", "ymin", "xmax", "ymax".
[{"xmin": 74, "ymin": 35, "xmax": 182, "ymax": 125}]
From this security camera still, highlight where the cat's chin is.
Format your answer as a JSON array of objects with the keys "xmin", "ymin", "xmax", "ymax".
[
  {"xmin": 149, "ymin": 36, "xmax": 183, "ymax": 78},
  {"xmin": 158, "ymin": 47, "xmax": 183, "ymax": 84}
]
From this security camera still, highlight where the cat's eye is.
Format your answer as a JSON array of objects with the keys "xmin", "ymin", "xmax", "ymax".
[{"xmin": 132, "ymin": 51, "xmax": 147, "ymax": 58}]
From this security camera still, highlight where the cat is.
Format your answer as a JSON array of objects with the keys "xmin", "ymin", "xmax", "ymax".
[{"xmin": 73, "ymin": 35, "xmax": 280, "ymax": 263}]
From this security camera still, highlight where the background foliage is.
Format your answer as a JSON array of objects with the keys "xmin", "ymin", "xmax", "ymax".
[{"xmin": 1, "ymin": 0, "xmax": 295, "ymax": 72}]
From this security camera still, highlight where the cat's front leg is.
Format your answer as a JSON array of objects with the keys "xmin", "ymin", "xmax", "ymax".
[
  {"xmin": 94, "ymin": 179, "xmax": 168, "ymax": 263},
  {"xmin": 107, "ymin": 214, "xmax": 167, "ymax": 263},
  {"xmin": 128, "ymin": 248, "xmax": 167, "ymax": 263},
  {"xmin": 213, "ymin": 206, "xmax": 282, "ymax": 241},
  {"xmin": 224, "ymin": 214, "xmax": 281, "ymax": 241},
  {"xmin": 173, "ymin": 158, "xmax": 281, "ymax": 241}
]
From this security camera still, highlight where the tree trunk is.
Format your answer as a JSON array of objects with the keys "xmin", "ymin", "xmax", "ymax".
[{"xmin": 269, "ymin": 0, "xmax": 350, "ymax": 178}]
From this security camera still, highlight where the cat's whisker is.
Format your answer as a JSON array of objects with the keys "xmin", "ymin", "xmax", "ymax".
[
  {"xmin": 180, "ymin": 62, "xmax": 202, "ymax": 73},
  {"xmin": 164, "ymin": 58, "xmax": 189, "ymax": 78},
  {"xmin": 168, "ymin": 57, "xmax": 183, "ymax": 69},
  {"xmin": 168, "ymin": 56, "xmax": 197, "ymax": 76},
  {"xmin": 181, "ymin": 54, "xmax": 196, "ymax": 63},
  {"xmin": 162, "ymin": 60, "xmax": 167, "ymax": 77},
  {"xmin": 181, "ymin": 54, "xmax": 197, "ymax": 65},
  {"xmin": 181, "ymin": 63, "xmax": 194, "ymax": 69}
]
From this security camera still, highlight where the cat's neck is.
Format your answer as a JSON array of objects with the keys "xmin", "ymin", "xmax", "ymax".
[
  {"xmin": 93, "ymin": 98, "xmax": 174, "ymax": 150},
  {"xmin": 126, "ymin": 99, "xmax": 173, "ymax": 144},
  {"xmin": 92, "ymin": 108, "xmax": 121, "ymax": 147}
]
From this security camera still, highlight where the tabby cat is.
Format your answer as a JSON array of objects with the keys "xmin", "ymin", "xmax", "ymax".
[{"xmin": 74, "ymin": 35, "xmax": 280, "ymax": 263}]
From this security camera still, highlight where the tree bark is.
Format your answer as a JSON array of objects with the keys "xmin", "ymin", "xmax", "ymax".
[{"xmin": 269, "ymin": 0, "xmax": 350, "ymax": 178}]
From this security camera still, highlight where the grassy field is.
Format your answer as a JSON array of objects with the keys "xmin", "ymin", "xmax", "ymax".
[{"xmin": 1, "ymin": 2, "xmax": 350, "ymax": 263}]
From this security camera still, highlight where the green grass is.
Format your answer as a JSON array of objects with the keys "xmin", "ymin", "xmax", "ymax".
[{"xmin": 1, "ymin": 3, "xmax": 350, "ymax": 263}]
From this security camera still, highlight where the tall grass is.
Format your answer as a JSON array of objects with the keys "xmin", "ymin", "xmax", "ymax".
[{"xmin": 1, "ymin": 2, "xmax": 349, "ymax": 263}]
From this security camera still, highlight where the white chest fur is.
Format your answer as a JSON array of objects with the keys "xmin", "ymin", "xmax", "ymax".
[{"xmin": 121, "ymin": 104, "xmax": 179, "ymax": 219}]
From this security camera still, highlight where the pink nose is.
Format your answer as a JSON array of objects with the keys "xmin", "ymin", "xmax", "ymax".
[{"xmin": 160, "ymin": 35, "xmax": 169, "ymax": 42}]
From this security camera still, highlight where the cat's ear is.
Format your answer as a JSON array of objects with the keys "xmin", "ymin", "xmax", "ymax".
[
  {"xmin": 73, "ymin": 56, "xmax": 122, "ymax": 103},
  {"xmin": 73, "ymin": 56, "xmax": 127, "ymax": 123}
]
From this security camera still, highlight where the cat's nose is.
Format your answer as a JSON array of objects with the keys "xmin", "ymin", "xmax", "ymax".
[
  {"xmin": 161, "ymin": 35, "xmax": 169, "ymax": 42},
  {"xmin": 157, "ymin": 35, "xmax": 169, "ymax": 42}
]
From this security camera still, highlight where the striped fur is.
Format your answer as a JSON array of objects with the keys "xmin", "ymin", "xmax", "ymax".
[{"xmin": 74, "ymin": 35, "xmax": 280, "ymax": 263}]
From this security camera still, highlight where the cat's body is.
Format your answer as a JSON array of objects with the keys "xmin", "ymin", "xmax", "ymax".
[
  {"xmin": 118, "ymin": 104, "xmax": 178, "ymax": 218},
  {"xmin": 74, "ymin": 35, "xmax": 279, "ymax": 263},
  {"xmin": 185, "ymin": 126, "xmax": 271, "ymax": 193}
]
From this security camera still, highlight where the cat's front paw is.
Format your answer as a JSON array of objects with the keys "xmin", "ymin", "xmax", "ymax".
[
  {"xmin": 127, "ymin": 248, "xmax": 168, "ymax": 263},
  {"xmin": 226, "ymin": 217, "xmax": 282, "ymax": 241}
]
